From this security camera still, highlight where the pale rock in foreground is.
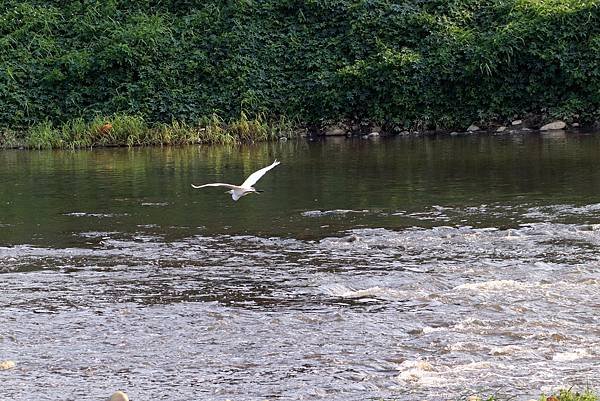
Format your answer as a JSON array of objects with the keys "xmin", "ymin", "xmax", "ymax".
[
  {"xmin": 109, "ymin": 391, "xmax": 129, "ymax": 401},
  {"xmin": 540, "ymin": 121, "xmax": 566, "ymax": 131},
  {"xmin": 467, "ymin": 124, "xmax": 480, "ymax": 132},
  {"xmin": 496, "ymin": 126, "xmax": 507, "ymax": 132},
  {"xmin": 511, "ymin": 119, "xmax": 522, "ymax": 125},
  {"xmin": 0, "ymin": 360, "xmax": 16, "ymax": 370}
]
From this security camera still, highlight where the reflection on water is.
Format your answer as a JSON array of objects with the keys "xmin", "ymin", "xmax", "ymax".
[{"xmin": 1, "ymin": 133, "xmax": 600, "ymax": 400}]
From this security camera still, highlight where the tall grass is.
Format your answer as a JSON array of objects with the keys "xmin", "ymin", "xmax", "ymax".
[
  {"xmin": 0, "ymin": 130, "xmax": 20, "ymax": 149},
  {"xmin": 5, "ymin": 113, "xmax": 298, "ymax": 150},
  {"xmin": 27, "ymin": 120, "xmax": 63, "ymax": 150}
]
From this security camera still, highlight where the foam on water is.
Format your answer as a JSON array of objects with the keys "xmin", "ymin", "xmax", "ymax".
[
  {"xmin": 454, "ymin": 279, "xmax": 528, "ymax": 292},
  {"xmin": 524, "ymin": 203, "xmax": 600, "ymax": 220},
  {"xmin": 397, "ymin": 360, "xmax": 495, "ymax": 388},
  {"xmin": 552, "ymin": 349, "xmax": 592, "ymax": 362},
  {"xmin": 302, "ymin": 209, "xmax": 370, "ymax": 217},
  {"xmin": 397, "ymin": 360, "xmax": 441, "ymax": 385},
  {"xmin": 321, "ymin": 284, "xmax": 417, "ymax": 301},
  {"xmin": 489, "ymin": 345, "xmax": 525, "ymax": 356},
  {"xmin": 64, "ymin": 212, "xmax": 129, "ymax": 218}
]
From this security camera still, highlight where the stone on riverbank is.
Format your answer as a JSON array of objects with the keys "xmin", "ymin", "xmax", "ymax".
[
  {"xmin": 467, "ymin": 124, "xmax": 480, "ymax": 132},
  {"xmin": 324, "ymin": 125, "xmax": 347, "ymax": 136},
  {"xmin": 511, "ymin": 119, "xmax": 523, "ymax": 125},
  {"xmin": 370, "ymin": 125, "xmax": 382, "ymax": 134},
  {"xmin": 496, "ymin": 126, "xmax": 507, "ymax": 132},
  {"xmin": 540, "ymin": 121, "xmax": 566, "ymax": 131}
]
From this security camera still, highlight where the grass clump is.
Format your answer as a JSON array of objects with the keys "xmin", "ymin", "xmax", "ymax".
[
  {"xmin": 480, "ymin": 388, "xmax": 598, "ymax": 401},
  {"xmin": 543, "ymin": 388, "xmax": 599, "ymax": 401},
  {"xmin": 6, "ymin": 113, "xmax": 296, "ymax": 149},
  {"xmin": 27, "ymin": 120, "xmax": 64, "ymax": 150}
]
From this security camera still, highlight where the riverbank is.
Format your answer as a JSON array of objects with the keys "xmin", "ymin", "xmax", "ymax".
[
  {"xmin": 1, "ymin": 113, "xmax": 593, "ymax": 150},
  {"xmin": 318, "ymin": 114, "xmax": 593, "ymax": 138}
]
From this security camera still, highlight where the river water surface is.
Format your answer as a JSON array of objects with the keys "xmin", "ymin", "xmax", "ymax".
[{"xmin": 1, "ymin": 133, "xmax": 599, "ymax": 400}]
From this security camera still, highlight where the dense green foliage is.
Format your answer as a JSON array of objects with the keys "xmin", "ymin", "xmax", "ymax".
[{"xmin": 1, "ymin": 0, "xmax": 600, "ymax": 139}]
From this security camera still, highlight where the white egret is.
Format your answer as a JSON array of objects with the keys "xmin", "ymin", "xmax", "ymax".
[{"xmin": 191, "ymin": 160, "xmax": 280, "ymax": 201}]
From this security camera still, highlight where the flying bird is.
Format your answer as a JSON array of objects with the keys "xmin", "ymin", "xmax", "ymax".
[{"xmin": 191, "ymin": 160, "xmax": 280, "ymax": 201}]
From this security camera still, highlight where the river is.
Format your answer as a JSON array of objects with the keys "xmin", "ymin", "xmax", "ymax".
[{"xmin": 1, "ymin": 132, "xmax": 599, "ymax": 400}]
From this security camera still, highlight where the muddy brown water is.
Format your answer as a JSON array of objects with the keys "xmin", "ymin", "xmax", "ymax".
[{"xmin": 1, "ymin": 132, "xmax": 599, "ymax": 400}]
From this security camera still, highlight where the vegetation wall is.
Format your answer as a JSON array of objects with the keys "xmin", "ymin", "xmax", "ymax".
[{"xmin": 1, "ymin": 0, "xmax": 599, "ymax": 134}]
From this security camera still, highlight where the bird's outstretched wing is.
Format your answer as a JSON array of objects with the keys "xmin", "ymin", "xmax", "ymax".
[
  {"xmin": 191, "ymin": 183, "xmax": 240, "ymax": 190},
  {"xmin": 240, "ymin": 160, "xmax": 280, "ymax": 188}
]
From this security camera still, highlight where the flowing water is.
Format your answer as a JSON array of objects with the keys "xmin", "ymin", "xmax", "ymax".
[{"xmin": 1, "ymin": 132, "xmax": 600, "ymax": 401}]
